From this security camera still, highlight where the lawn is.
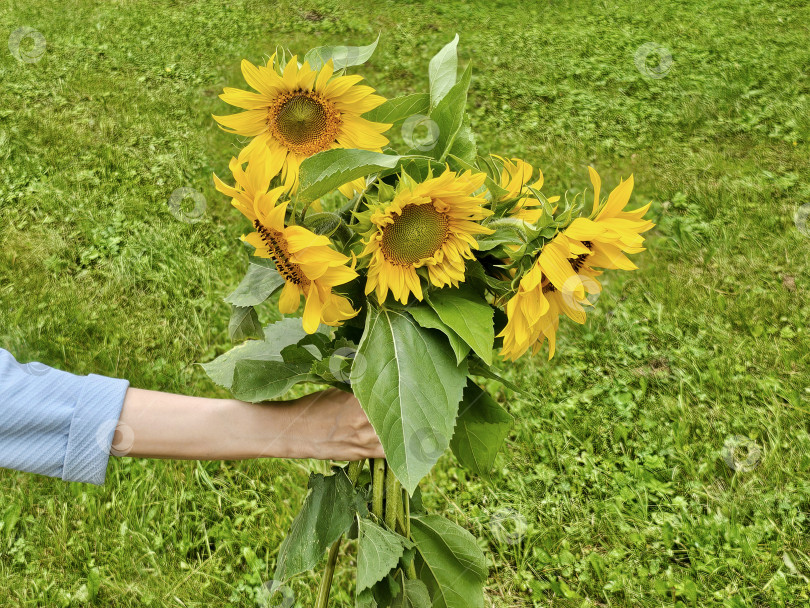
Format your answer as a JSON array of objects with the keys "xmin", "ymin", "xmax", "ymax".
[{"xmin": 1, "ymin": 0, "xmax": 809, "ymax": 606}]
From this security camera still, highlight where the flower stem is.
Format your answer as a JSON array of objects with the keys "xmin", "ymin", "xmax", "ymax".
[
  {"xmin": 385, "ymin": 469, "xmax": 400, "ymax": 530},
  {"xmin": 314, "ymin": 460, "xmax": 365, "ymax": 608},
  {"xmin": 372, "ymin": 458, "xmax": 386, "ymax": 519},
  {"xmin": 315, "ymin": 538, "xmax": 342, "ymax": 608}
]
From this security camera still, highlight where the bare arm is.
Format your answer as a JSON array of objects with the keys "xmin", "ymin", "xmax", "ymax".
[{"xmin": 116, "ymin": 387, "xmax": 385, "ymax": 462}]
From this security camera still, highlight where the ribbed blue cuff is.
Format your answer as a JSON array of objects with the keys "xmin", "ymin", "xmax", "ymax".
[{"xmin": 62, "ymin": 374, "xmax": 130, "ymax": 485}]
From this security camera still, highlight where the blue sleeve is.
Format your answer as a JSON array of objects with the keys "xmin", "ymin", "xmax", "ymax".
[{"xmin": 0, "ymin": 348, "xmax": 130, "ymax": 485}]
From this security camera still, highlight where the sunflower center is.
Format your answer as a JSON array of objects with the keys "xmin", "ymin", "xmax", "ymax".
[
  {"xmin": 267, "ymin": 90, "xmax": 341, "ymax": 156},
  {"xmin": 380, "ymin": 203, "xmax": 450, "ymax": 266},
  {"xmin": 254, "ymin": 220, "xmax": 310, "ymax": 287}
]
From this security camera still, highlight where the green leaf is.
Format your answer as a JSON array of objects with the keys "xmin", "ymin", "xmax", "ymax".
[
  {"xmin": 357, "ymin": 519, "xmax": 412, "ymax": 593},
  {"xmin": 298, "ymin": 149, "xmax": 403, "ymax": 203},
  {"xmin": 448, "ymin": 116, "xmax": 476, "ymax": 164},
  {"xmin": 304, "ymin": 211, "xmax": 345, "ymax": 237},
  {"xmin": 428, "ymin": 63, "xmax": 472, "ymax": 162},
  {"xmin": 450, "ymin": 381, "xmax": 513, "ymax": 476},
  {"xmin": 201, "ymin": 318, "xmax": 315, "ymax": 389},
  {"xmin": 275, "ymin": 470, "xmax": 365, "ymax": 581},
  {"xmin": 405, "ymin": 304, "xmax": 470, "ymax": 364},
  {"xmin": 228, "ymin": 305, "xmax": 264, "ymax": 341},
  {"xmin": 351, "ymin": 306, "xmax": 467, "ymax": 494},
  {"xmin": 304, "ymin": 34, "xmax": 380, "ymax": 70},
  {"xmin": 356, "ymin": 588, "xmax": 378, "ymax": 608},
  {"xmin": 447, "ymin": 154, "xmax": 508, "ymax": 199},
  {"xmin": 428, "ymin": 34, "xmax": 459, "ymax": 108},
  {"xmin": 225, "ymin": 262, "xmax": 284, "ymax": 307},
  {"xmin": 467, "ymin": 358, "xmax": 522, "ymax": 394},
  {"xmin": 411, "ymin": 514, "xmax": 487, "ymax": 608},
  {"xmin": 231, "ymin": 358, "xmax": 318, "ymax": 402},
  {"xmin": 426, "ymin": 286, "xmax": 494, "ymax": 365},
  {"xmin": 392, "ymin": 576, "xmax": 432, "ymax": 608},
  {"xmin": 364, "ymin": 93, "xmax": 430, "ymax": 125}
]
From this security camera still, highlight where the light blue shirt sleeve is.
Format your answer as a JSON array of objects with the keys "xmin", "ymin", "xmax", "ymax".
[{"xmin": 0, "ymin": 348, "xmax": 130, "ymax": 485}]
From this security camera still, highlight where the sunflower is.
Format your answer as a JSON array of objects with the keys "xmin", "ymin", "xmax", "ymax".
[
  {"xmin": 240, "ymin": 186, "xmax": 359, "ymax": 333},
  {"xmin": 360, "ymin": 170, "xmax": 493, "ymax": 304},
  {"xmin": 213, "ymin": 55, "xmax": 391, "ymax": 192},
  {"xmin": 493, "ymin": 156, "xmax": 559, "ymax": 223},
  {"xmin": 498, "ymin": 168, "xmax": 652, "ymax": 361},
  {"xmin": 561, "ymin": 168, "xmax": 654, "ymax": 271},
  {"xmin": 498, "ymin": 233, "xmax": 595, "ymax": 361}
]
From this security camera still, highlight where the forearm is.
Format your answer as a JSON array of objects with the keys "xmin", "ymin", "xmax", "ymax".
[
  {"xmin": 118, "ymin": 388, "xmax": 299, "ymax": 460},
  {"xmin": 116, "ymin": 387, "xmax": 384, "ymax": 462}
]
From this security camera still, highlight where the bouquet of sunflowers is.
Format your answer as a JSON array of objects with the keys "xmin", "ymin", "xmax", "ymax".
[{"xmin": 203, "ymin": 35, "xmax": 653, "ymax": 608}]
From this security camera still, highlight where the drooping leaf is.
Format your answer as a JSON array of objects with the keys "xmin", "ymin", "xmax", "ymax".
[
  {"xmin": 428, "ymin": 34, "xmax": 459, "ymax": 108},
  {"xmin": 228, "ymin": 305, "xmax": 264, "ymax": 341},
  {"xmin": 231, "ymin": 358, "xmax": 319, "ymax": 402},
  {"xmin": 351, "ymin": 306, "xmax": 467, "ymax": 494},
  {"xmin": 225, "ymin": 262, "xmax": 285, "ymax": 307},
  {"xmin": 450, "ymin": 380, "xmax": 513, "ymax": 476},
  {"xmin": 426, "ymin": 285, "xmax": 494, "ymax": 365},
  {"xmin": 405, "ymin": 304, "xmax": 470, "ymax": 364},
  {"xmin": 274, "ymin": 470, "xmax": 366, "ymax": 581},
  {"xmin": 428, "ymin": 62, "xmax": 472, "ymax": 162},
  {"xmin": 201, "ymin": 318, "xmax": 315, "ymax": 389},
  {"xmin": 364, "ymin": 93, "xmax": 430, "ymax": 125},
  {"xmin": 298, "ymin": 149, "xmax": 403, "ymax": 203},
  {"xmin": 357, "ymin": 519, "xmax": 413, "ymax": 592},
  {"xmin": 411, "ymin": 514, "xmax": 487, "ymax": 608},
  {"xmin": 356, "ymin": 588, "xmax": 378, "ymax": 608},
  {"xmin": 304, "ymin": 34, "xmax": 380, "ymax": 70}
]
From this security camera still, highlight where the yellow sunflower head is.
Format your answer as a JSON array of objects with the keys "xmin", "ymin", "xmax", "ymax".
[
  {"xmin": 562, "ymin": 168, "xmax": 655, "ymax": 271},
  {"xmin": 241, "ymin": 187, "xmax": 359, "ymax": 333},
  {"xmin": 360, "ymin": 170, "xmax": 493, "ymax": 305},
  {"xmin": 493, "ymin": 155, "xmax": 559, "ymax": 224},
  {"xmin": 213, "ymin": 54, "xmax": 392, "ymax": 192}
]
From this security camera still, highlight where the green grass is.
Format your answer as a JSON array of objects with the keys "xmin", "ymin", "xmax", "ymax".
[{"xmin": 2, "ymin": 0, "xmax": 810, "ymax": 606}]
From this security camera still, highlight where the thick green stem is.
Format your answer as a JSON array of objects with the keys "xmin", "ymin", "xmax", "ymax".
[
  {"xmin": 372, "ymin": 458, "xmax": 386, "ymax": 519},
  {"xmin": 314, "ymin": 460, "xmax": 365, "ymax": 608},
  {"xmin": 315, "ymin": 539, "xmax": 342, "ymax": 608},
  {"xmin": 385, "ymin": 469, "xmax": 401, "ymax": 530}
]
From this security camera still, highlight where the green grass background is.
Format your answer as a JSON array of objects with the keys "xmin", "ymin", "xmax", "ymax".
[{"xmin": 1, "ymin": 0, "xmax": 809, "ymax": 606}]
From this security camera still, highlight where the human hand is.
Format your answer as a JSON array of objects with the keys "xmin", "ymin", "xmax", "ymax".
[{"xmin": 285, "ymin": 388, "xmax": 385, "ymax": 461}]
